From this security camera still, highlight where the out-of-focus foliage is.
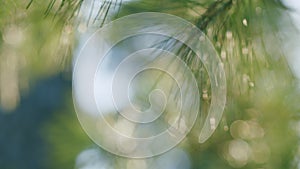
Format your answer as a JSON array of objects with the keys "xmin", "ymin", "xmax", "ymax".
[
  {"xmin": 1, "ymin": 0, "xmax": 300, "ymax": 169},
  {"xmin": 0, "ymin": 0, "xmax": 74, "ymax": 111}
]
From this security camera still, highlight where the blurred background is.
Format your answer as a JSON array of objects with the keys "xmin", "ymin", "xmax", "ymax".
[{"xmin": 1, "ymin": 0, "xmax": 300, "ymax": 169}]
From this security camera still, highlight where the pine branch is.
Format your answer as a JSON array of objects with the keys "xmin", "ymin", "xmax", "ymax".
[{"xmin": 196, "ymin": 0, "xmax": 233, "ymax": 31}]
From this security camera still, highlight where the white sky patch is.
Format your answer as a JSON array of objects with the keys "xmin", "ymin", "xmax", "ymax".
[{"xmin": 282, "ymin": 1, "xmax": 300, "ymax": 79}]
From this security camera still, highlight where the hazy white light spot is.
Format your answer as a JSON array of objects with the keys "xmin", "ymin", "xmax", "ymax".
[
  {"xmin": 226, "ymin": 31, "xmax": 233, "ymax": 39},
  {"xmin": 230, "ymin": 120, "xmax": 249, "ymax": 139},
  {"xmin": 242, "ymin": 47, "xmax": 249, "ymax": 55},
  {"xmin": 242, "ymin": 74, "xmax": 250, "ymax": 84},
  {"xmin": 219, "ymin": 62, "xmax": 224, "ymax": 70},
  {"xmin": 249, "ymin": 82, "xmax": 255, "ymax": 88},
  {"xmin": 224, "ymin": 125, "xmax": 229, "ymax": 131},
  {"xmin": 78, "ymin": 23, "xmax": 88, "ymax": 33},
  {"xmin": 177, "ymin": 118, "xmax": 188, "ymax": 134},
  {"xmin": 202, "ymin": 54, "xmax": 208, "ymax": 63},
  {"xmin": 210, "ymin": 117, "xmax": 216, "ymax": 130},
  {"xmin": 228, "ymin": 139, "xmax": 250, "ymax": 167},
  {"xmin": 242, "ymin": 19, "xmax": 248, "ymax": 26},
  {"xmin": 199, "ymin": 36, "xmax": 205, "ymax": 41},
  {"xmin": 64, "ymin": 25, "xmax": 73, "ymax": 34},
  {"xmin": 221, "ymin": 50, "xmax": 227, "ymax": 60},
  {"xmin": 246, "ymin": 120, "xmax": 265, "ymax": 139},
  {"xmin": 3, "ymin": 25, "xmax": 24, "ymax": 45},
  {"xmin": 168, "ymin": 117, "xmax": 188, "ymax": 136},
  {"xmin": 117, "ymin": 136, "xmax": 137, "ymax": 154},
  {"xmin": 114, "ymin": 116, "xmax": 136, "ymax": 136},
  {"xmin": 202, "ymin": 89, "xmax": 208, "ymax": 100}
]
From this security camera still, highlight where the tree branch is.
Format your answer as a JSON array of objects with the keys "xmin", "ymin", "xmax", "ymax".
[{"xmin": 196, "ymin": 0, "xmax": 233, "ymax": 30}]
